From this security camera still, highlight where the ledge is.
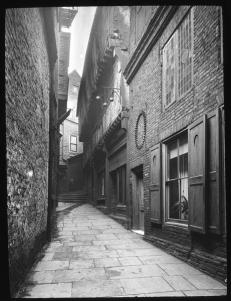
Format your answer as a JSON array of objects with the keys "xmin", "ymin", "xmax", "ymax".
[{"xmin": 116, "ymin": 204, "xmax": 127, "ymax": 209}]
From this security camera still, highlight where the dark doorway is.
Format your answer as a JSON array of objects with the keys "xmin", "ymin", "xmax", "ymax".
[{"xmin": 131, "ymin": 165, "xmax": 144, "ymax": 231}]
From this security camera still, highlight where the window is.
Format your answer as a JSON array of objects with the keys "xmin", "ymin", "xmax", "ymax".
[
  {"xmin": 163, "ymin": 10, "xmax": 193, "ymax": 107},
  {"xmin": 70, "ymin": 135, "xmax": 77, "ymax": 152},
  {"xmin": 165, "ymin": 132, "xmax": 188, "ymax": 222},
  {"xmin": 111, "ymin": 165, "xmax": 126, "ymax": 205}
]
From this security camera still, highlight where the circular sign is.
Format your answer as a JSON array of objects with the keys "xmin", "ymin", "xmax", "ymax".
[{"xmin": 135, "ymin": 111, "xmax": 146, "ymax": 149}]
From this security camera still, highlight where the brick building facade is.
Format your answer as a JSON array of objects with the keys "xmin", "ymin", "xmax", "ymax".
[
  {"xmin": 78, "ymin": 6, "xmax": 226, "ymax": 283},
  {"xmin": 124, "ymin": 6, "xmax": 226, "ymax": 282},
  {"xmin": 6, "ymin": 7, "xmax": 77, "ymax": 295}
]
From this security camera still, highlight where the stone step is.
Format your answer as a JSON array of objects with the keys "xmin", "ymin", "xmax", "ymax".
[
  {"xmin": 58, "ymin": 193, "xmax": 87, "ymax": 197},
  {"xmin": 57, "ymin": 199, "xmax": 86, "ymax": 203},
  {"xmin": 57, "ymin": 192, "xmax": 88, "ymax": 203}
]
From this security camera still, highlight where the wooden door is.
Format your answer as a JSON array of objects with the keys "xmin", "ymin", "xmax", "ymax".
[
  {"xmin": 137, "ymin": 177, "xmax": 144, "ymax": 230},
  {"xmin": 132, "ymin": 172, "xmax": 139, "ymax": 229}
]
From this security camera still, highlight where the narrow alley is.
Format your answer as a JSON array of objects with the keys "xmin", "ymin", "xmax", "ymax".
[
  {"xmin": 17, "ymin": 203, "xmax": 226, "ymax": 298},
  {"xmin": 6, "ymin": 6, "xmax": 227, "ymax": 298}
]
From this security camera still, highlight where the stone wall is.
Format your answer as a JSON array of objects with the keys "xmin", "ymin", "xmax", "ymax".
[{"xmin": 6, "ymin": 8, "xmax": 52, "ymax": 295}]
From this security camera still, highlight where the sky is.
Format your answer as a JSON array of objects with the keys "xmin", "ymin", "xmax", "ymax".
[{"xmin": 68, "ymin": 7, "xmax": 96, "ymax": 76}]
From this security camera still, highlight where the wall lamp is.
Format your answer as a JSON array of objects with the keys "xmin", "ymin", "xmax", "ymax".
[{"xmin": 95, "ymin": 87, "xmax": 120, "ymax": 108}]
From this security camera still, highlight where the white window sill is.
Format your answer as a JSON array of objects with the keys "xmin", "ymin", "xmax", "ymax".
[{"xmin": 164, "ymin": 221, "xmax": 189, "ymax": 231}]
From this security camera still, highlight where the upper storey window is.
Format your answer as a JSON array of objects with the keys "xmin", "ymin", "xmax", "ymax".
[
  {"xmin": 163, "ymin": 10, "xmax": 193, "ymax": 108},
  {"xmin": 70, "ymin": 135, "xmax": 77, "ymax": 152}
]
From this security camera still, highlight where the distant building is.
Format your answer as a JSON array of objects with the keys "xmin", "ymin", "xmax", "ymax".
[{"xmin": 58, "ymin": 70, "xmax": 83, "ymax": 193}]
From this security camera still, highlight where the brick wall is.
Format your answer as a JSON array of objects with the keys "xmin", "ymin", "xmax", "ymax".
[
  {"xmin": 6, "ymin": 8, "xmax": 52, "ymax": 295},
  {"xmin": 127, "ymin": 6, "xmax": 225, "ymax": 281},
  {"xmin": 58, "ymin": 32, "xmax": 70, "ymax": 99}
]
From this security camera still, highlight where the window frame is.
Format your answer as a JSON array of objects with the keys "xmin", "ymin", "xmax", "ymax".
[
  {"xmin": 70, "ymin": 135, "xmax": 77, "ymax": 152},
  {"xmin": 73, "ymin": 85, "xmax": 78, "ymax": 93},
  {"xmin": 162, "ymin": 8, "xmax": 194, "ymax": 110},
  {"xmin": 111, "ymin": 165, "xmax": 127, "ymax": 205},
  {"xmin": 163, "ymin": 131, "xmax": 189, "ymax": 225}
]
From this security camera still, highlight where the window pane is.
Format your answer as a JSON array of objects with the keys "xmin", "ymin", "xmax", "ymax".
[
  {"xmin": 180, "ymin": 178, "xmax": 188, "ymax": 220},
  {"xmin": 71, "ymin": 136, "xmax": 77, "ymax": 143},
  {"xmin": 168, "ymin": 180, "xmax": 180, "ymax": 219},
  {"xmin": 163, "ymin": 32, "xmax": 177, "ymax": 106},
  {"xmin": 169, "ymin": 140, "xmax": 177, "ymax": 158},
  {"xmin": 179, "ymin": 153, "xmax": 188, "ymax": 178},
  {"xmin": 70, "ymin": 144, "xmax": 77, "ymax": 152},
  {"xmin": 179, "ymin": 133, "xmax": 188, "ymax": 155},
  {"xmin": 166, "ymin": 132, "xmax": 188, "ymax": 222},
  {"xmin": 178, "ymin": 11, "xmax": 192, "ymax": 97},
  {"xmin": 169, "ymin": 157, "xmax": 178, "ymax": 179}
]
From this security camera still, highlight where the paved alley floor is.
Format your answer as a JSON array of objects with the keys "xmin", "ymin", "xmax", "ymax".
[{"xmin": 18, "ymin": 203, "xmax": 227, "ymax": 298}]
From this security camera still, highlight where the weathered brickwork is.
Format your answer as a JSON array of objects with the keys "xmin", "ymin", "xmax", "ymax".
[
  {"xmin": 6, "ymin": 8, "xmax": 51, "ymax": 295},
  {"xmin": 126, "ymin": 6, "xmax": 225, "ymax": 282},
  {"xmin": 58, "ymin": 32, "xmax": 71, "ymax": 99}
]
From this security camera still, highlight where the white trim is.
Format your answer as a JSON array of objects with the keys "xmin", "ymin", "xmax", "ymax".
[{"xmin": 162, "ymin": 131, "xmax": 189, "ymax": 226}]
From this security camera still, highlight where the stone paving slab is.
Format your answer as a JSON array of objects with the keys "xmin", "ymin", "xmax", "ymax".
[
  {"xmin": 52, "ymin": 252, "xmax": 73, "ymax": 261},
  {"xmin": 95, "ymin": 233, "xmax": 119, "ymax": 240},
  {"xmin": 69, "ymin": 259, "xmax": 95, "ymax": 269},
  {"xmin": 184, "ymin": 274, "xmax": 227, "ymax": 290},
  {"xmin": 163, "ymin": 275, "xmax": 197, "ymax": 291},
  {"xmin": 72, "ymin": 245, "xmax": 106, "ymax": 252},
  {"xmin": 17, "ymin": 203, "xmax": 227, "ymax": 298},
  {"xmin": 139, "ymin": 254, "xmax": 184, "ymax": 264},
  {"xmin": 118, "ymin": 256, "xmax": 143, "ymax": 266},
  {"xmin": 22, "ymin": 283, "xmax": 72, "ymax": 298},
  {"xmin": 94, "ymin": 257, "xmax": 121, "ymax": 268},
  {"xmin": 158, "ymin": 263, "xmax": 205, "ymax": 276},
  {"xmin": 32, "ymin": 260, "xmax": 69, "ymax": 271},
  {"xmin": 92, "ymin": 239, "xmax": 132, "ymax": 245},
  {"xmin": 107, "ymin": 243, "xmax": 157, "ymax": 250},
  {"xmin": 144, "ymin": 291, "xmax": 185, "ymax": 296},
  {"xmin": 120, "ymin": 277, "xmax": 174, "ymax": 294},
  {"xmin": 183, "ymin": 289, "xmax": 227, "ymax": 296},
  {"xmin": 116, "ymin": 247, "xmax": 165, "ymax": 257},
  {"xmin": 72, "ymin": 250, "xmax": 119, "ymax": 259},
  {"xmin": 71, "ymin": 279, "xmax": 124, "ymax": 297},
  {"xmin": 106, "ymin": 264, "xmax": 167, "ymax": 279},
  {"xmin": 101, "ymin": 228, "xmax": 127, "ymax": 234},
  {"xmin": 52, "ymin": 268, "xmax": 108, "ymax": 283},
  {"xmin": 25, "ymin": 271, "xmax": 55, "ymax": 284}
]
